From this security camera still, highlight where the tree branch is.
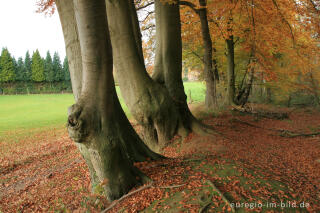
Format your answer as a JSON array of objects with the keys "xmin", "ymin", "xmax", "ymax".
[
  {"xmin": 101, "ymin": 184, "xmax": 153, "ymax": 213},
  {"xmin": 179, "ymin": 1, "xmax": 200, "ymax": 14},
  {"xmin": 271, "ymin": 0, "xmax": 295, "ymax": 45},
  {"xmin": 136, "ymin": 1, "xmax": 154, "ymax": 11}
]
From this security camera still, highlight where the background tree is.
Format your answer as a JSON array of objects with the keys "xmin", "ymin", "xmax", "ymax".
[
  {"xmin": 15, "ymin": 57, "xmax": 26, "ymax": 81},
  {"xmin": 0, "ymin": 48, "xmax": 16, "ymax": 82},
  {"xmin": 44, "ymin": 51, "xmax": 55, "ymax": 83},
  {"xmin": 62, "ymin": 56, "xmax": 70, "ymax": 82},
  {"xmin": 53, "ymin": 52, "xmax": 63, "ymax": 82},
  {"xmin": 24, "ymin": 51, "xmax": 32, "ymax": 81},
  {"xmin": 31, "ymin": 49, "xmax": 45, "ymax": 82}
]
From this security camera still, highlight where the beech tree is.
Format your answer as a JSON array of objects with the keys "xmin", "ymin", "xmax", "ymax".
[
  {"xmin": 180, "ymin": 0, "xmax": 220, "ymax": 108},
  {"xmin": 106, "ymin": 0, "xmax": 209, "ymax": 152},
  {"xmin": 55, "ymin": 0, "xmax": 161, "ymax": 200}
]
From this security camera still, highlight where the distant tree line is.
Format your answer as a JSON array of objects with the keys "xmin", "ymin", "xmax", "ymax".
[{"xmin": 0, "ymin": 48, "xmax": 71, "ymax": 94}]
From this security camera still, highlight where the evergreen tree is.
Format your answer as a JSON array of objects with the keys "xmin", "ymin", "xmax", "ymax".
[
  {"xmin": 52, "ymin": 52, "xmax": 63, "ymax": 81},
  {"xmin": 63, "ymin": 56, "xmax": 70, "ymax": 81},
  {"xmin": 0, "ymin": 48, "xmax": 16, "ymax": 82},
  {"xmin": 16, "ymin": 57, "xmax": 26, "ymax": 81},
  {"xmin": 24, "ymin": 51, "xmax": 32, "ymax": 81},
  {"xmin": 31, "ymin": 50, "xmax": 45, "ymax": 82},
  {"xmin": 44, "ymin": 51, "xmax": 54, "ymax": 82},
  {"xmin": 12, "ymin": 57, "xmax": 18, "ymax": 80}
]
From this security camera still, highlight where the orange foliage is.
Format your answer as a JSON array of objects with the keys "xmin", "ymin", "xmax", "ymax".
[
  {"xmin": 179, "ymin": 0, "xmax": 320, "ymax": 91},
  {"xmin": 36, "ymin": 0, "xmax": 56, "ymax": 15}
]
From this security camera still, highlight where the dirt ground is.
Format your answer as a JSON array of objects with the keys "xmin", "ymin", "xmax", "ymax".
[{"xmin": 1, "ymin": 106, "xmax": 319, "ymax": 212}]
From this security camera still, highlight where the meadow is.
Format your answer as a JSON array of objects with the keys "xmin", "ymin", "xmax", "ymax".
[{"xmin": 0, "ymin": 82, "xmax": 205, "ymax": 136}]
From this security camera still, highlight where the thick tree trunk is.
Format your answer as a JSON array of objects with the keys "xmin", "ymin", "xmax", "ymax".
[
  {"xmin": 58, "ymin": 0, "xmax": 160, "ymax": 200},
  {"xmin": 226, "ymin": 36, "xmax": 236, "ymax": 105},
  {"xmin": 236, "ymin": 62, "xmax": 255, "ymax": 106},
  {"xmin": 266, "ymin": 87, "xmax": 272, "ymax": 103},
  {"xmin": 235, "ymin": 52, "xmax": 255, "ymax": 106},
  {"xmin": 56, "ymin": 0, "xmax": 99, "ymax": 190},
  {"xmin": 153, "ymin": 0, "xmax": 200, "ymax": 133},
  {"xmin": 309, "ymin": 72, "xmax": 320, "ymax": 105},
  {"xmin": 213, "ymin": 46, "xmax": 220, "ymax": 82},
  {"xmin": 198, "ymin": 0, "xmax": 217, "ymax": 108},
  {"xmin": 106, "ymin": 0, "xmax": 198, "ymax": 152}
]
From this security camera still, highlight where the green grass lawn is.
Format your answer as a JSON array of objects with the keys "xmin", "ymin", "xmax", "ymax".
[{"xmin": 0, "ymin": 82, "xmax": 205, "ymax": 136}]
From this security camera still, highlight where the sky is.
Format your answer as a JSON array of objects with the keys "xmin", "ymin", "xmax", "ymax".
[{"xmin": 0, "ymin": 1, "xmax": 66, "ymax": 59}]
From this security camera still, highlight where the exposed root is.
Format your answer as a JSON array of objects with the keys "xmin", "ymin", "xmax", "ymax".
[
  {"xmin": 101, "ymin": 183, "xmax": 185, "ymax": 212},
  {"xmin": 206, "ymin": 180, "xmax": 235, "ymax": 213},
  {"xmin": 278, "ymin": 130, "xmax": 320, "ymax": 138},
  {"xmin": 190, "ymin": 119, "xmax": 221, "ymax": 137},
  {"xmin": 101, "ymin": 183, "xmax": 153, "ymax": 213}
]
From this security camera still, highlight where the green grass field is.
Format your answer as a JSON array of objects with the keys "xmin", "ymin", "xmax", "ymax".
[{"xmin": 0, "ymin": 82, "xmax": 205, "ymax": 136}]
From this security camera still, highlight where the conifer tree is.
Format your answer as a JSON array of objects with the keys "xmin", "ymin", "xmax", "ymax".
[
  {"xmin": 0, "ymin": 48, "xmax": 16, "ymax": 82},
  {"xmin": 16, "ymin": 57, "xmax": 26, "ymax": 81},
  {"xmin": 31, "ymin": 50, "xmax": 45, "ymax": 82},
  {"xmin": 62, "ymin": 56, "xmax": 70, "ymax": 81},
  {"xmin": 24, "ymin": 51, "xmax": 32, "ymax": 81},
  {"xmin": 52, "ymin": 52, "xmax": 63, "ymax": 81},
  {"xmin": 44, "ymin": 51, "xmax": 54, "ymax": 82}
]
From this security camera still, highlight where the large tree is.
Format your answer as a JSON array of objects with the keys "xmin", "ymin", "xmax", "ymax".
[
  {"xmin": 106, "ymin": 0, "xmax": 208, "ymax": 152},
  {"xmin": 180, "ymin": 0, "xmax": 220, "ymax": 108},
  {"xmin": 56, "ymin": 0, "xmax": 160, "ymax": 200}
]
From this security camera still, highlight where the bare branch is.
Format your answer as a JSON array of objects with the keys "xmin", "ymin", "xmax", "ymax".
[
  {"xmin": 136, "ymin": 1, "xmax": 154, "ymax": 11},
  {"xmin": 142, "ymin": 24, "xmax": 155, "ymax": 31},
  {"xmin": 179, "ymin": 1, "xmax": 200, "ymax": 14},
  {"xmin": 139, "ymin": 10, "xmax": 154, "ymax": 23}
]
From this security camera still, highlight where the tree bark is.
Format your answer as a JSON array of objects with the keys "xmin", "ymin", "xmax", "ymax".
[
  {"xmin": 309, "ymin": 72, "xmax": 320, "ymax": 105},
  {"xmin": 235, "ymin": 60, "xmax": 255, "ymax": 106},
  {"xmin": 226, "ymin": 36, "xmax": 236, "ymax": 106},
  {"xmin": 179, "ymin": 0, "xmax": 219, "ymax": 108},
  {"xmin": 198, "ymin": 0, "xmax": 217, "ymax": 108},
  {"xmin": 56, "ymin": 0, "xmax": 99, "ymax": 191},
  {"xmin": 58, "ymin": 0, "xmax": 160, "ymax": 200},
  {"xmin": 153, "ymin": 0, "xmax": 201, "ymax": 133},
  {"xmin": 235, "ymin": 52, "xmax": 255, "ymax": 106}
]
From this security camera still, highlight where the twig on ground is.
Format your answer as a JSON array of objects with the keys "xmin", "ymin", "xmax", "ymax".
[
  {"xmin": 158, "ymin": 184, "xmax": 185, "ymax": 189},
  {"xmin": 101, "ymin": 183, "xmax": 186, "ymax": 212}
]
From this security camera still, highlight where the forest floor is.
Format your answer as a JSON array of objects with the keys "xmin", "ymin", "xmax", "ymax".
[{"xmin": 0, "ymin": 104, "xmax": 320, "ymax": 212}]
